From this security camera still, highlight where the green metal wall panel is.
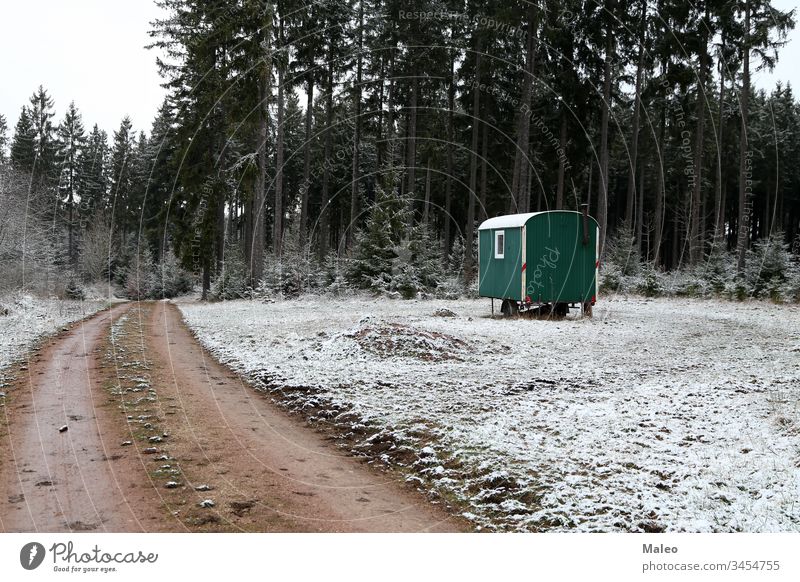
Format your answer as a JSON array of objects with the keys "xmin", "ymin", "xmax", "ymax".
[
  {"xmin": 525, "ymin": 212, "xmax": 597, "ymax": 303},
  {"xmin": 478, "ymin": 227, "xmax": 524, "ymax": 301}
]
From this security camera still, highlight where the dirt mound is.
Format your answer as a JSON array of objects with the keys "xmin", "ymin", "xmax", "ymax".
[{"xmin": 344, "ymin": 322, "xmax": 468, "ymax": 361}]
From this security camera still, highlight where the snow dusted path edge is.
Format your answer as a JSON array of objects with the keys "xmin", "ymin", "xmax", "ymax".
[
  {"xmin": 0, "ymin": 295, "xmax": 108, "ymax": 376},
  {"xmin": 177, "ymin": 296, "xmax": 800, "ymax": 532}
]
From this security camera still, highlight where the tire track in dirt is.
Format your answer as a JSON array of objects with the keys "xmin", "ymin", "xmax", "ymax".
[
  {"xmin": 147, "ymin": 300, "xmax": 466, "ymax": 532},
  {"xmin": 0, "ymin": 303, "xmax": 178, "ymax": 533}
]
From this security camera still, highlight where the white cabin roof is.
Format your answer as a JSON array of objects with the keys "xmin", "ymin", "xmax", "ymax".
[
  {"xmin": 477, "ymin": 212, "xmax": 541, "ymax": 230},
  {"xmin": 477, "ymin": 210, "xmax": 595, "ymax": 231}
]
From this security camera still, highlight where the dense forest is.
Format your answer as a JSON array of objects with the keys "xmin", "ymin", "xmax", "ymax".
[{"xmin": 2, "ymin": 0, "xmax": 800, "ymax": 301}]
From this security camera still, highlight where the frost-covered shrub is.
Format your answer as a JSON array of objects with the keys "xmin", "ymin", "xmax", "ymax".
[
  {"xmin": 124, "ymin": 246, "xmax": 155, "ymax": 300},
  {"xmin": 391, "ymin": 265, "xmax": 422, "ymax": 299},
  {"xmin": 259, "ymin": 256, "xmax": 306, "ymax": 298},
  {"xmin": 123, "ymin": 244, "xmax": 194, "ymax": 300},
  {"xmin": 448, "ymin": 235, "xmax": 466, "ymax": 274},
  {"xmin": 148, "ymin": 250, "xmax": 194, "ymax": 299},
  {"xmin": 320, "ymin": 252, "xmax": 353, "ymax": 297},
  {"xmin": 672, "ymin": 266, "xmax": 711, "ymax": 297},
  {"xmin": 436, "ymin": 276, "xmax": 465, "ymax": 300},
  {"xmin": 636, "ymin": 265, "xmax": 661, "ymax": 297},
  {"xmin": 600, "ymin": 262, "xmax": 623, "ymax": 293},
  {"xmin": 382, "ymin": 226, "xmax": 445, "ymax": 299},
  {"xmin": 326, "ymin": 274, "xmax": 350, "ymax": 297},
  {"xmin": 744, "ymin": 233, "xmax": 793, "ymax": 300},
  {"xmin": 63, "ymin": 277, "xmax": 85, "ymax": 300},
  {"xmin": 258, "ymin": 224, "xmax": 313, "ymax": 298},
  {"xmin": 605, "ymin": 223, "xmax": 640, "ymax": 277},
  {"xmin": 78, "ymin": 215, "xmax": 115, "ymax": 283},
  {"xmin": 210, "ymin": 242, "xmax": 250, "ymax": 300}
]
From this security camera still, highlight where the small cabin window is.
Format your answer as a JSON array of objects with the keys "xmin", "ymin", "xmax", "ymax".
[{"xmin": 494, "ymin": 230, "xmax": 505, "ymax": 259}]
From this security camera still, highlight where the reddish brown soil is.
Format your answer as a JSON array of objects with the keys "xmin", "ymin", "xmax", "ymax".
[
  {"xmin": 0, "ymin": 304, "xmax": 179, "ymax": 532},
  {"xmin": 0, "ymin": 301, "xmax": 467, "ymax": 533}
]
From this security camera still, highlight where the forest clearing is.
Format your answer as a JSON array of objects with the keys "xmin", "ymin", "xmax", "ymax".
[{"xmin": 177, "ymin": 295, "xmax": 800, "ymax": 532}]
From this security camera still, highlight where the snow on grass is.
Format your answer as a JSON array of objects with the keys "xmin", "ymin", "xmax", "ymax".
[
  {"xmin": 177, "ymin": 296, "xmax": 800, "ymax": 532},
  {"xmin": 0, "ymin": 294, "xmax": 107, "ymax": 374}
]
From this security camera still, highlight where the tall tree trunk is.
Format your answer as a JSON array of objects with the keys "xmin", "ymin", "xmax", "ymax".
[
  {"xmin": 376, "ymin": 54, "xmax": 385, "ymax": 170},
  {"xmin": 68, "ymin": 199, "xmax": 74, "ymax": 265},
  {"xmin": 556, "ymin": 110, "xmax": 567, "ymax": 209},
  {"xmin": 406, "ymin": 75, "xmax": 418, "ymax": 219},
  {"xmin": 300, "ymin": 78, "xmax": 313, "ymax": 252},
  {"xmin": 690, "ymin": 15, "xmax": 708, "ymax": 264},
  {"xmin": 348, "ymin": 0, "xmax": 363, "ymax": 249},
  {"xmin": 714, "ymin": 51, "xmax": 726, "ymax": 245},
  {"xmin": 672, "ymin": 206, "xmax": 680, "ymax": 269},
  {"xmin": 444, "ymin": 47, "xmax": 455, "ymax": 256},
  {"xmin": 273, "ymin": 54, "xmax": 285, "ymax": 257},
  {"xmin": 478, "ymin": 119, "xmax": 489, "ymax": 222},
  {"xmin": 386, "ymin": 51, "xmax": 395, "ymax": 179},
  {"xmin": 215, "ymin": 185, "xmax": 225, "ymax": 273},
  {"xmin": 736, "ymin": 1, "xmax": 751, "ymax": 274},
  {"xmin": 598, "ymin": 33, "xmax": 613, "ymax": 256},
  {"xmin": 653, "ymin": 100, "xmax": 667, "ymax": 265},
  {"xmin": 253, "ymin": 11, "xmax": 272, "ymax": 284},
  {"xmin": 318, "ymin": 54, "xmax": 334, "ymax": 261},
  {"xmin": 626, "ymin": 0, "xmax": 647, "ymax": 227},
  {"xmin": 636, "ymin": 156, "xmax": 645, "ymax": 253},
  {"xmin": 586, "ymin": 164, "xmax": 593, "ymax": 217},
  {"xmin": 244, "ymin": 194, "xmax": 253, "ymax": 266},
  {"xmin": 464, "ymin": 35, "xmax": 482, "ymax": 283},
  {"xmin": 423, "ymin": 157, "xmax": 431, "ymax": 226},
  {"xmin": 202, "ymin": 262, "xmax": 210, "ymax": 300},
  {"xmin": 511, "ymin": 8, "xmax": 537, "ymax": 212}
]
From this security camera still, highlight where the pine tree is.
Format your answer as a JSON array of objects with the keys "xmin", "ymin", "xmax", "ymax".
[
  {"xmin": 347, "ymin": 179, "xmax": 407, "ymax": 290},
  {"xmin": 56, "ymin": 102, "xmax": 87, "ymax": 264},
  {"xmin": 28, "ymin": 86, "xmax": 58, "ymax": 186},
  {"xmin": 10, "ymin": 106, "xmax": 36, "ymax": 173},
  {"xmin": 80, "ymin": 125, "xmax": 109, "ymax": 216},
  {"xmin": 142, "ymin": 100, "xmax": 176, "ymax": 260},
  {"xmin": 109, "ymin": 116, "xmax": 135, "ymax": 244}
]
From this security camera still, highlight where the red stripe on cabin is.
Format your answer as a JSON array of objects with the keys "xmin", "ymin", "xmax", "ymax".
[
  {"xmin": 595, "ymin": 260, "xmax": 600, "ymax": 268},
  {"xmin": 521, "ymin": 262, "xmax": 526, "ymax": 272}
]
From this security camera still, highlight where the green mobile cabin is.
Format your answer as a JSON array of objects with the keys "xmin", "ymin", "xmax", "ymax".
[{"xmin": 477, "ymin": 209, "xmax": 599, "ymax": 315}]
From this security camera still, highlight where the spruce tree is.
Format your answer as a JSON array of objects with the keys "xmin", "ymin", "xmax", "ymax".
[
  {"xmin": 56, "ymin": 102, "xmax": 87, "ymax": 263},
  {"xmin": 109, "ymin": 116, "xmax": 135, "ymax": 244},
  {"xmin": 143, "ymin": 100, "xmax": 176, "ymax": 260},
  {"xmin": 80, "ymin": 125, "xmax": 109, "ymax": 216},
  {"xmin": 28, "ymin": 85, "xmax": 58, "ymax": 186},
  {"xmin": 347, "ymin": 179, "xmax": 407, "ymax": 290},
  {"xmin": 10, "ymin": 106, "xmax": 36, "ymax": 173}
]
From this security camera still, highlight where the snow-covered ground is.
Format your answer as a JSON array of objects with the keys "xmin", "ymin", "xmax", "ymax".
[
  {"xmin": 178, "ymin": 296, "xmax": 800, "ymax": 532},
  {"xmin": 0, "ymin": 294, "xmax": 107, "ymax": 374}
]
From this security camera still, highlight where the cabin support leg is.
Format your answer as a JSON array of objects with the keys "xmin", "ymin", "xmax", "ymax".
[{"xmin": 491, "ymin": 298, "xmax": 494, "ymax": 316}]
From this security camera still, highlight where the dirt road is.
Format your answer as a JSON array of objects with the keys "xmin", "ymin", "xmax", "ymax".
[
  {"xmin": 0, "ymin": 301, "xmax": 465, "ymax": 533},
  {"xmin": 0, "ymin": 303, "xmax": 173, "ymax": 532}
]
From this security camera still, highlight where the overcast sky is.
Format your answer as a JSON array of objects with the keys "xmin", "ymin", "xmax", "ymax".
[
  {"xmin": 1, "ymin": 0, "xmax": 799, "ymax": 140},
  {"xmin": 1, "ymin": 0, "xmax": 167, "ymax": 137}
]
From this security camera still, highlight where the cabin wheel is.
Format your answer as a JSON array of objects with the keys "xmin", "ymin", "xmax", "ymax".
[
  {"xmin": 500, "ymin": 299, "xmax": 518, "ymax": 316},
  {"xmin": 554, "ymin": 302, "xmax": 569, "ymax": 317}
]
